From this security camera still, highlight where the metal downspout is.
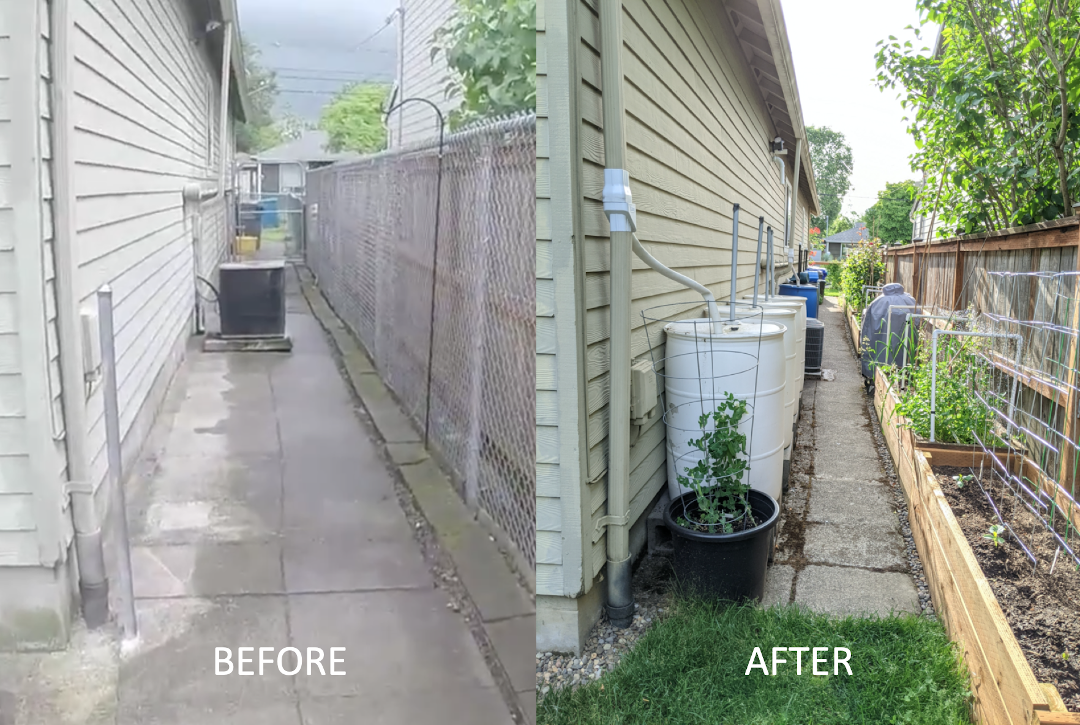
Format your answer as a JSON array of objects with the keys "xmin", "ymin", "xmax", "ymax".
[
  {"xmin": 599, "ymin": 0, "xmax": 634, "ymax": 629},
  {"xmin": 184, "ymin": 19, "xmax": 234, "ymax": 333},
  {"xmin": 788, "ymin": 139, "xmax": 802, "ymax": 251},
  {"xmin": 51, "ymin": 0, "xmax": 109, "ymax": 628}
]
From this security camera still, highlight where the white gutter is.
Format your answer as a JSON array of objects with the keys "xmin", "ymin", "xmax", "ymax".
[{"xmin": 51, "ymin": 0, "xmax": 109, "ymax": 627}]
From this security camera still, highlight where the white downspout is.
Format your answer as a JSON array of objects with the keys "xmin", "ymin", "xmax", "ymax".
[
  {"xmin": 182, "ymin": 19, "xmax": 234, "ymax": 205},
  {"xmin": 789, "ymin": 138, "xmax": 803, "ymax": 257},
  {"xmin": 599, "ymin": 0, "xmax": 724, "ymax": 628},
  {"xmin": 395, "ymin": 5, "xmax": 405, "ymax": 148},
  {"xmin": 599, "ymin": 0, "xmax": 635, "ymax": 630},
  {"xmin": 770, "ymin": 153, "xmax": 789, "ymax": 295},
  {"xmin": 184, "ymin": 19, "xmax": 234, "ymax": 334},
  {"xmin": 51, "ymin": 0, "xmax": 109, "ymax": 628}
]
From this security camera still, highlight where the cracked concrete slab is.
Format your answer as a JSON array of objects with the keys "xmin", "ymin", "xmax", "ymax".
[
  {"xmin": 806, "ymin": 479, "xmax": 900, "ymax": 528},
  {"xmin": 795, "ymin": 566, "xmax": 920, "ymax": 617}
]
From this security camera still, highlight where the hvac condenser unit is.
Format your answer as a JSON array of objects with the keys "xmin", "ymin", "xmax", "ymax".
[
  {"xmin": 218, "ymin": 260, "xmax": 287, "ymax": 339},
  {"xmin": 804, "ymin": 318, "xmax": 825, "ymax": 376}
]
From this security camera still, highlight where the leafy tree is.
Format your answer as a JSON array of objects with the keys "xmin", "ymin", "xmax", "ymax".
[
  {"xmin": 806, "ymin": 126, "xmax": 854, "ymax": 231},
  {"xmin": 827, "ymin": 215, "xmax": 855, "ymax": 236},
  {"xmin": 862, "ymin": 180, "xmax": 918, "ymax": 244},
  {"xmin": 276, "ymin": 113, "xmax": 315, "ymax": 143},
  {"xmin": 235, "ymin": 40, "xmax": 282, "ymax": 154},
  {"xmin": 840, "ymin": 239, "xmax": 887, "ymax": 313},
  {"xmin": 875, "ymin": 0, "xmax": 1080, "ymax": 235},
  {"xmin": 319, "ymin": 83, "xmax": 391, "ymax": 154},
  {"xmin": 432, "ymin": 0, "xmax": 536, "ymax": 129}
]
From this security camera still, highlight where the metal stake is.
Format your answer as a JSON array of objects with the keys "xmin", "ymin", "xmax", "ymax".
[{"xmin": 98, "ymin": 285, "xmax": 137, "ymax": 642}]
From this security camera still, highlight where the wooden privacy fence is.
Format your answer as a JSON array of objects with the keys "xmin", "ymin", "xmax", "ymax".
[{"xmin": 885, "ymin": 218, "xmax": 1080, "ymax": 313}]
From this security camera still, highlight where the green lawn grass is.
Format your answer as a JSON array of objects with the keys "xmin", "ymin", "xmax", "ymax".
[{"xmin": 538, "ymin": 600, "xmax": 971, "ymax": 725}]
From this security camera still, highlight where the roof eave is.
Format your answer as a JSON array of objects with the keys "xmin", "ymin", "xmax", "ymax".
[
  {"xmin": 188, "ymin": 0, "xmax": 251, "ymax": 123},
  {"xmin": 747, "ymin": 0, "xmax": 821, "ymax": 216}
]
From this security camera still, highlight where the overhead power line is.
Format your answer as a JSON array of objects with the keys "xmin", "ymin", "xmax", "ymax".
[
  {"xmin": 274, "ymin": 73, "xmax": 394, "ymax": 83},
  {"xmin": 268, "ymin": 65, "xmax": 393, "ymax": 76}
]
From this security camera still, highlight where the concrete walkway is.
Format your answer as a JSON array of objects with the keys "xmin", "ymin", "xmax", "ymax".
[
  {"xmin": 763, "ymin": 296, "xmax": 920, "ymax": 616},
  {"xmin": 0, "ymin": 270, "xmax": 522, "ymax": 724}
]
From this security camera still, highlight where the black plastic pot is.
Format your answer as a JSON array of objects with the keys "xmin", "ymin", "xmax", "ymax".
[{"xmin": 663, "ymin": 489, "xmax": 780, "ymax": 602}]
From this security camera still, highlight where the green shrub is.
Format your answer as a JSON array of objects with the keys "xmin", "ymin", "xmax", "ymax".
[
  {"xmin": 886, "ymin": 335, "xmax": 999, "ymax": 446},
  {"xmin": 815, "ymin": 261, "xmax": 842, "ymax": 294},
  {"xmin": 840, "ymin": 239, "xmax": 887, "ymax": 312}
]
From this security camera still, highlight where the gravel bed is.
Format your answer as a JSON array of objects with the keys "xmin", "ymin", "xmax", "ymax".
[{"xmin": 535, "ymin": 555, "xmax": 674, "ymax": 695}]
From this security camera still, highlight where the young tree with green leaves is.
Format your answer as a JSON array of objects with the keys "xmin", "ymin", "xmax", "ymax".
[
  {"xmin": 235, "ymin": 40, "xmax": 282, "ymax": 154},
  {"xmin": 806, "ymin": 126, "xmax": 854, "ymax": 231},
  {"xmin": 432, "ymin": 0, "xmax": 537, "ymax": 129},
  {"xmin": 862, "ymin": 180, "xmax": 918, "ymax": 244},
  {"xmin": 318, "ymin": 83, "xmax": 391, "ymax": 154},
  {"xmin": 875, "ymin": 0, "xmax": 1080, "ymax": 235},
  {"xmin": 827, "ymin": 215, "xmax": 855, "ymax": 236}
]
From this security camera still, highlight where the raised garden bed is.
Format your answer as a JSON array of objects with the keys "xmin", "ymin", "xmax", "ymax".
[
  {"xmin": 872, "ymin": 364, "xmax": 1080, "ymax": 724},
  {"xmin": 934, "ymin": 463, "xmax": 1080, "ymax": 711}
]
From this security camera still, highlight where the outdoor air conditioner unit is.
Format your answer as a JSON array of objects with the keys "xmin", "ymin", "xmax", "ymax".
[{"xmin": 217, "ymin": 260, "xmax": 287, "ymax": 339}]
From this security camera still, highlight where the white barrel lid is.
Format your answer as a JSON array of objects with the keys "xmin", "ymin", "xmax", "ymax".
[
  {"xmin": 664, "ymin": 319, "xmax": 786, "ymax": 341},
  {"xmin": 713, "ymin": 303, "xmax": 795, "ymax": 318},
  {"xmin": 741, "ymin": 294, "xmax": 806, "ymax": 307}
]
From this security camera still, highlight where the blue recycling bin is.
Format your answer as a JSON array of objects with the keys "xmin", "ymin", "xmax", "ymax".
[
  {"xmin": 779, "ymin": 283, "xmax": 819, "ymax": 319},
  {"xmin": 260, "ymin": 197, "xmax": 279, "ymax": 228}
]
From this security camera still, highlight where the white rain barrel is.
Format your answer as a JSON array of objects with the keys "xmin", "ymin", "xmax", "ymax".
[
  {"xmin": 743, "ymin": 295, "xmax": 806, "ymax": 395},
  {"xmin": 663, "ymin": 319, "xmax": 787, "ymax": 502},
  {"xmin": 712, "ymin": 304, "xmax": 798, "ymax": 449}
]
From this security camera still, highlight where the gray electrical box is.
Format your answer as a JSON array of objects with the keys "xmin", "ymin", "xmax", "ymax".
[{"xmin": 630, "ymin": 358, "xmax": 658, "ymax": 425}]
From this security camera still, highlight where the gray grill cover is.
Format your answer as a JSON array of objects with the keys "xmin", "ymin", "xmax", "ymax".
[{"xmin": 859, "ymin": 283, "xmax": 917, "ymax": 379}]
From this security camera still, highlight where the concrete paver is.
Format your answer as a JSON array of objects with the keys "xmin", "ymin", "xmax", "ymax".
[
  {"xmin": 795, "ymin": 566, "xmax": 920, "ymax": 617},
  {"xmin": 770, "ymin": 296, "xmax": 921, "ymax": 619}
]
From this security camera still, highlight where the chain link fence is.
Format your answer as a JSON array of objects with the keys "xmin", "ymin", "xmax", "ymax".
[{"xmin": 305, "ymin": 114, "xmax": 536, "ymax": 572}]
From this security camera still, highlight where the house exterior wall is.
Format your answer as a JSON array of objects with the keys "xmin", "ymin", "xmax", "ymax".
[
  {"xmin": 537, "ymin": 0, "xmax": 817, "ymax": 652},
  {"xmin": 71, "ymin": 0, "xmax": 231, "ymax": 510},
  {"xmin": 0, "ymin": 0, "xmax": 234, "ymax": 650},
  {"xmin": 394, "ymin": 0, "xmax": 458, "ymax": 148}
]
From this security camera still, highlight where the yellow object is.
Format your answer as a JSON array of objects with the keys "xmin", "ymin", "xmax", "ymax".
[{"xmin": 236, "ymin": 235, "xmax": 259, "ymax": 254}]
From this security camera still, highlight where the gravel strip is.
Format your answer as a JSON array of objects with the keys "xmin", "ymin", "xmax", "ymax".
[
  {"xmin": 535, "ymin": 555, "xmax": 674, "ymax": 695},
  {"xmin": 865, "ymin": 394, "xmax": 936, "ymax": 617}
]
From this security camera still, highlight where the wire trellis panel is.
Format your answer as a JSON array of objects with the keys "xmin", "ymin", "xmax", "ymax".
[{"xmin": 305, "ymin": 114, "xmax": 537, "ymax": 570}]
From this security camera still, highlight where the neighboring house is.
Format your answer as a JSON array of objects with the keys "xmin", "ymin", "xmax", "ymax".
[
  {"xmin": 243, "ymin": 130, "xmax": 357, "ymax": 196},
  {"xmin": 389, "ymin": 0, "xmax": 458, "ymax": 148},
  {"xmin": 0, "ymin": 0, "xmax": 247, "ymax": 650},
  {"xmin": 536, "ymin": 0, "xmax": 820, "ymax": 651},
  {"xmin": 825, "ymin": 222, "xmax": 872, "ymax": 258}
]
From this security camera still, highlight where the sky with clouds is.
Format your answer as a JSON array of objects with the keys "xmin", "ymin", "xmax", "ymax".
[
  {"xmin": 783, "ymin": 0, "xmax": 937, "ymax": 220},
  {"xmin": 236, "ymin": 0, "xmax": 934, "ymax": 219}
]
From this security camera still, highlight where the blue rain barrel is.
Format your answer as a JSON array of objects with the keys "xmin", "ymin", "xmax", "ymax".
[
  {"xmin": 260, "ymin": 197, "xmax": 279, "ymax": 228},
  {"xmin": 779, "ymin": 283, "xmax": 819, "ymax": 319}
]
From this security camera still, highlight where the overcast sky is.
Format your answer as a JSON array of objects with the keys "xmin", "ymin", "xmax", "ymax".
[
  {"xmin": 236, "ymin": 0, "xmax": 399, "ymax": 119},
  {"xmin": 783, "ymin": 0, "xmax": 936, "ymax": 220},
  {"xmin": 236, "ymin": 0, "xmax": 932, "ymax": 216}
]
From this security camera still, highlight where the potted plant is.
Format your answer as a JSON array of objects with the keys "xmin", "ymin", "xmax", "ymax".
[{"xmin": 663, "ymin": 393, "xmax": 780, "ymax": 601}]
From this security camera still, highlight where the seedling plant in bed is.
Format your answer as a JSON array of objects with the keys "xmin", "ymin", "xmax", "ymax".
[{"xmin": 935, "ymin": 464, "xmax": 1080, "ymax": 710}]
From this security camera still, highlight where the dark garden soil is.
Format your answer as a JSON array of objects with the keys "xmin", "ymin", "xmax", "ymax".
[{"xmin": 934, "ymin": 465, "xmax": 1080, "ymax": 710}]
